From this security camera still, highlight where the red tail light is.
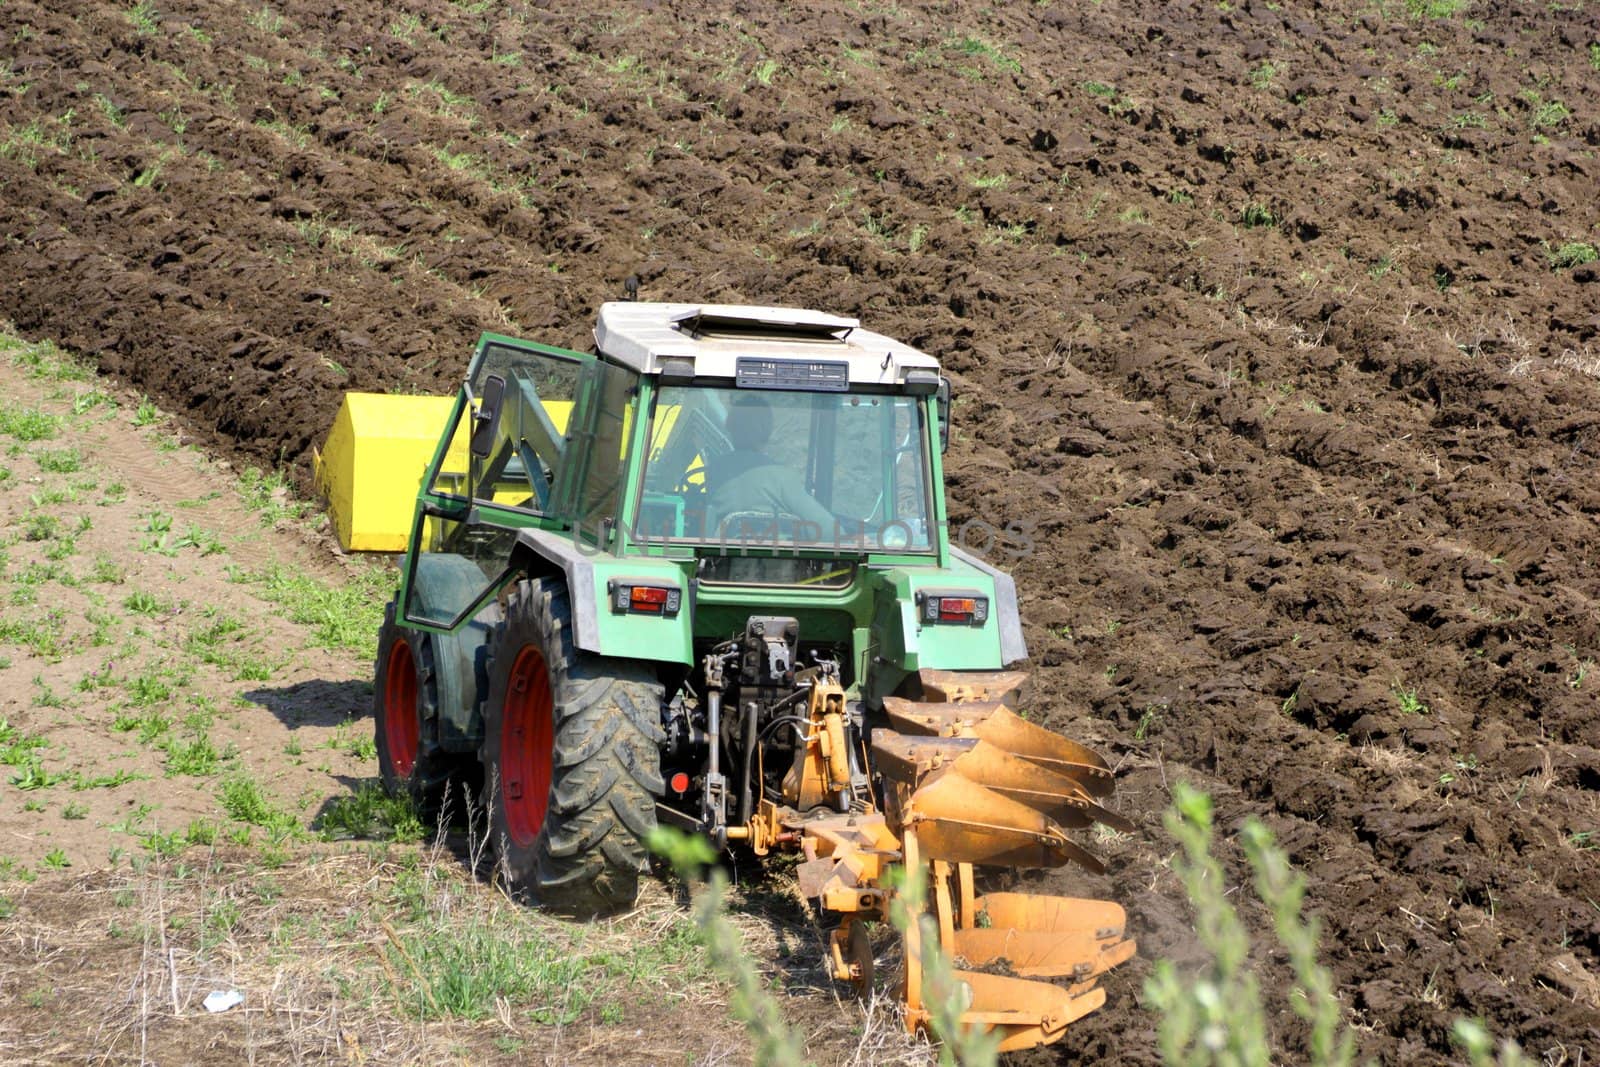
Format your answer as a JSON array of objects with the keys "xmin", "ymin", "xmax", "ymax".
[
  {"xmin": 917, "ymin": 590, "xmax": 989, "ymax": 625},
  {"xmin": 607, "ymin": 579, "xmax": 683, "ymax": 617}
]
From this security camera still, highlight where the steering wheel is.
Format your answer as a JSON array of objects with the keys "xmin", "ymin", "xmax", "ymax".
[{"xmin": 676, "ymin": 462, "xmax": 707, "ymax": 496}]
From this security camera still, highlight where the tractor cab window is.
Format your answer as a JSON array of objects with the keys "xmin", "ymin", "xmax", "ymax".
[
  {"xmin": 407, "ymin": 343, "xmax": 638, "ymax": 628},
  {"xmin": 635, "ymin": 385, "xmax": 934, "ymax": 553},
  {"xmin": 571, "ymin": 360, "xmax": 638, "ymax": 540},
  {"xmin": 427, "ymin": 341, "xmax": 588, "ymax": 517},
  {"xmin": 401, "ymin": 515, "xmax": 517, "ymax": 627},
  {"xmin": 472, "ymin": 350, "xmax": 583, "ymax": 514}
]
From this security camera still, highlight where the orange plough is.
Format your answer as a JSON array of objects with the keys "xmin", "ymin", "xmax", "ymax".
[{"xmin": 750, "ymin": 669, "xmax": 1135, "ymax": 1054}]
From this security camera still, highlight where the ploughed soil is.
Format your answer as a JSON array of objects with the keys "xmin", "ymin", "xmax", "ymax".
[{"xmin": 2, "ymin": 0, "xmax": 1599, "ymax": 1062}]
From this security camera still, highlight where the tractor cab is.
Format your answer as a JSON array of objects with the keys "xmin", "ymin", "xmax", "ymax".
[{"xmin": 367, "ymin": 303, "xmax": 1016, "ymax": 692}]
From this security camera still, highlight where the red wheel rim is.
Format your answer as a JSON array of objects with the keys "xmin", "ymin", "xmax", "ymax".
[
  {"xmin": 384, "ymin": 637, "xmax": 420, "ymax": 778},
  {"xmin": 501, "ymin": 646, "xmax": 554, "ymax": 846}
]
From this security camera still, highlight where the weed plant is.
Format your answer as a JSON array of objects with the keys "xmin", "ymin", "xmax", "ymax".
[
  {"xmin": 650, "ymin": 827, "xmax": 807, "ymax": 1067},
  {"xmin": 1147, "ymin": 782, "xmax": 1527, "ymax": 1066},
  {"xmin": 319, "ymin": 781, "xmax": 424, "ymax": 842}
]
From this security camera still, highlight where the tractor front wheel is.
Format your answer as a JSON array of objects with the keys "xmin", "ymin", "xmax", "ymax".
[
  {"xmin": 373, "ymin": 601, "xmax": 463, "ymax": 824},
  {"xmin": 482, "ymin": 578, "xmax": 664, "ymax": 915}
]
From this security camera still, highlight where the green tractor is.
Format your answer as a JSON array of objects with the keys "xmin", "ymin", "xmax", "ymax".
[{"xmin": 329, "ymin": 303, "xmax": 1134, "ymax": 1052}]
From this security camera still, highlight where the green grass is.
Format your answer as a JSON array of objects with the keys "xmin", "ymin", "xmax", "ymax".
[
  {"xmin": 125, "ymin": 670, "xmax": 174, "ymax": 707},
  {"xmin": 113, "ymin": 706, "xmax": 170, "ymax": 744},
  {"xmin": 393, "ymin": 917, "xmax": 599, "ymax": 1021},
  {"xmin": 247, "ymin": 4, "xmax": 284, "ymax": 33},
  {"xmin": 1392, "ymin": 684, "xmax": 1428, "ymax": 715},
  {"xmin": 164, "ymin": 730, "xmax": 228, "ymax": 776},
  {"xmin": 235, "ymin": 563, "xmax": 389, "ymax": 657},
  {"xmin": 948, "ymin": 36, "xmax": 1020, "ymax": 75},
  {"xmin": 0, "ymin": 404, "xmax": 60, "ymax": 442},
  {"xmin": 122, "ymin": 589, "xmax": 165, "ymax": 616},
  {"xmin": 0, "ymin": 612, "xmax": 69, "ymax": 658},
  {"xmin": 319, "ymin": 782, "xmax": 425, "ymax": 842},
  {"xmin": 0, "ymin": 117, "xmax": 73, "ymax": 170},
  {"xmin": 0, "ymin": 719, "xmax": 47, "ymax": 765},
  {"xmin": 236, "ymin": 467, "xmax": 309, "ymax": 524},
  {"xmin": 1249, "ymin": 60, "xmax": 1280, "ymax": 89},
  {"xmin": 1241, "ymin": 203, "xmax": 1276, "ymax": 229},
  {"xmin": 72, "ymin": 768, "xmax": 145, "ymax": 790},
  {"xmin": 1545, "ymin": 241, "xmax": 1597, "ymax": 269},
  {"xmin": 368, "ymin": 856, "xmax": 712, "ymax": 1030},
  {"xmin": 1, "ymin": 336, "xmax": 89, "ymax": 381},
  {"xmin": 10, "ymin": 757, "xmax": 65, "ymax": 791},
  {"xmin": 174, "ymin": 524, "xmax": 225, "ymax": 555},
  {"xmin": 126, "ymin": 0, "xmax": 160, "ymax": 35},
  {"xmin": 141, "ymin": 819, "xmax": 216, "ymax": 857},
  {"xmin": 184, "ymin": 613, "xmax": 278, "ymax": 680},
  {"xmin": 21, "ymin": 512, "xmax": 59, "ymax": 542},
  {"xmin": 1521, "ymin": 92, "xmax": 1570, "ymax": 130},
  {"xmin": 327, "ymin": 718, "xmax": 377, "ymax": 761},
  {"xmin": 1405, "ymin": 0, "xmax": 1464, "ymax": 16},
  {"xmin": 218, "ymin": 776, "xmax": 300, "ymax": 836}
]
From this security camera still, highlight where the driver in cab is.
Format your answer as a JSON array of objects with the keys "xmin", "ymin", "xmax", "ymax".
[{"xmin": 703, "ymin": 393, "xmax": 834, "ymax": 542}]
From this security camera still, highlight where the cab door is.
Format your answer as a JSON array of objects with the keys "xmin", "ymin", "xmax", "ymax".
[{"xmin": 400, "ymin": 335, "xmax": 595, "ymax": 632}]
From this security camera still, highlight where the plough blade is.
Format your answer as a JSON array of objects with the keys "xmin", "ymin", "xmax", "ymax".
[
  {"xmin": 951, "ymin": 891, "xmax": 1135, "ymax": 980},
  {"xmin": 950, "ymin": 926, "xmax": 1135, "ymax": 980},
  {"xmin": 902, "ymin": 888, "xmax": 1111, "ymax": 1055},
  {"xmin": 916, "ymin": 668, "xmax": 1031, "ymax": 704},
  {"xmin": 882, "ymin": 697, "xmax": 1115, "ymax": 797},
  {"xmin": 973, "ymin": 891, "xmax": 1129, "ymax": 941},
  {"xmin": 894, "ymin": 768, "xmax": 1107, "ymax": 872},
  {"xmin": 945, "ymin": 969, "xmax": 1105, "ymax": 1054},
  {"xmin": 871, "ymin": 731, "xmax": 1133, "ymax": 832}
]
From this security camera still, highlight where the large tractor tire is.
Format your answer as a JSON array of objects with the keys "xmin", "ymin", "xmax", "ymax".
[
  {"xmin": 373, "ymin": 554, "xmax": 497, "ymax": 825},
  {"xmin": 373, "ymin": 601, "xmax": 461, "ymax": 823},
  {"xmin": 482, "ymin": 577, "xmax": 665, "ymax": 915}
]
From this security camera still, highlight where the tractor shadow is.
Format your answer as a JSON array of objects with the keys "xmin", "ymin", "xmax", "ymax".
[{"xmin": 243, "ymin": 678, "xmax": 372, "ymax": 731}]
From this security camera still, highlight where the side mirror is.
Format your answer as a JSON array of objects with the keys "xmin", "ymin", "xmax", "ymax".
[
  {"xmin": 936, "ymin": 376, "xmax": 951, "ymax": 453},
  {"xmin": 469, "ymin": 374, "xmax": 507, "ymax": 460}
]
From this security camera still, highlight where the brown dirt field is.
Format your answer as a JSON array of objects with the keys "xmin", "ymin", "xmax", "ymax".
[{"xmin": 1, "ymin": 0, "xmax": 1599, "ymax": 1062}]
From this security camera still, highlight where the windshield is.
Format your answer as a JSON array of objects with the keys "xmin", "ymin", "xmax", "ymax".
[{"xmin": 635, "ymin": 385, "xmax": 933, "ymax": 552}]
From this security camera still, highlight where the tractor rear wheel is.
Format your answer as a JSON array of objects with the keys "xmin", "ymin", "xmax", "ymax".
[
  {"xmin": 482, "ymin": 577, "xmax": 664, "ymax": 915},
  {"xmin": 373, "ymin": 601, "xmax": 463, "ymax": 824}
]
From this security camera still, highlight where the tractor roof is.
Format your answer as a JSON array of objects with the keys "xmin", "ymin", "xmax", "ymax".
[{"xmin": 594, "ymin": 302, "xmax": 940, "ymax": 386}]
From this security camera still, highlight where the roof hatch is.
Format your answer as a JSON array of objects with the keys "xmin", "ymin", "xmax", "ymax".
[{"xmin": 669, "ymin": 304, "xmax": 858, "ymax": 341}]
